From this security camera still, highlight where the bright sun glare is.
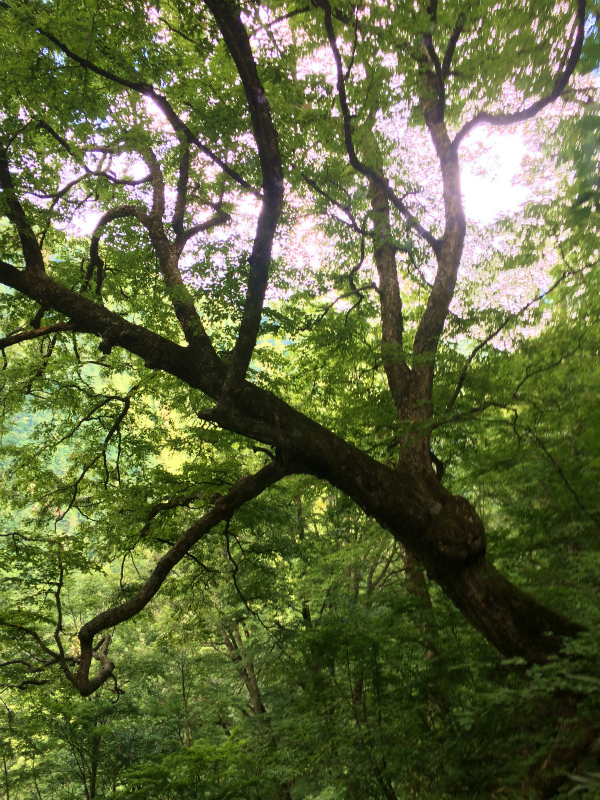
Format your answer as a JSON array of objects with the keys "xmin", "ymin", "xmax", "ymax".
[{"xmin": 461, "ymin": 128, "xmax": 530, "ymax": 224}]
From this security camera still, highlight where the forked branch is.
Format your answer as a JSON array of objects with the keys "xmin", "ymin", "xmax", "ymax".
[
  {"xmin": 0, "ymin": 461, "xmax": 289, "ymax": 696},
  {"xmin": 86, "ymin": 205, "xmax": 149, "ymax": 295},
  {"xmin": 316, "ymin": 0, "xmax": 440, "ymax": 254}
]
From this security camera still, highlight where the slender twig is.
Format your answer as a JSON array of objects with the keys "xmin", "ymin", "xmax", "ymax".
[
  {"xmin": 526, "ymin": 427, "xmax": 600, "ymax": 531},
  {"xmin": 224, "ymin": 523, "xmax": 272, "ymax": 632},
  {"xmin": 446, "ymin": 266, "xmax": 586, "ymax": 413},
  {"xmin": 267, "ymin": 5, "xmax": 310, "ymax": 26},
  {"xmin": 301, "ymin": 173, "xmax": 372, "ymax": 238}
]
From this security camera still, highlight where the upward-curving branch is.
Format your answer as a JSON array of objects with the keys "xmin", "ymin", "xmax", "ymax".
[{"xmin": 453, "ymin": 0, "xmax": 586, "ymax": 149}]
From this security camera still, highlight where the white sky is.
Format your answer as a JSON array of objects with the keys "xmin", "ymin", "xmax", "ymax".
[{"xmin": 460, "ymin": 127, "xmax": 530, "ymax": 224}]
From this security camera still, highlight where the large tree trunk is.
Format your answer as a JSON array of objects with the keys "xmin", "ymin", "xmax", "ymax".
[
  {"xmin": 217, "ymin": 380, "xmax": 584, "ymax": 664},
  {"xmin": 0, "ymin": 218, "xmax": 583, "ymax": 675},
  {"xmin": 0, "ymin": 0, "xmax": 587, "ymax": 682}
]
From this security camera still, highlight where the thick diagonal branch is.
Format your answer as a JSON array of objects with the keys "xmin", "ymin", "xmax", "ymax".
[
  {"xmin": 203, "ymin": 0, "xmax": 285, "ymax": 397},
  {"xmin": 0, "ymin": 258, "xmax": 227, "ymax": 386},
  {"xmin": 0, "ymin": 256, "xmax": 584, "ymax": 667}
]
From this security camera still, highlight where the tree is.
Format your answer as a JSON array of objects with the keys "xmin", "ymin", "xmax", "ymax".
[{"xmin": 0, "ymin": 0, "xmax": 596, "ymax": 699}]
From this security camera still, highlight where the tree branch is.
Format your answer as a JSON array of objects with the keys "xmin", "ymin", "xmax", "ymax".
[
  {"xmin": 526, "ymin": 427, "xmax": 600, "ymax": 532},
  {"xmin": 69, "ymin": 459, "xmax": 289, "ymax": 695},
  {"xmin": 0, "ymin": 257, "xmax": 227, "ymax": 387},
  {"xmin": 36, "ymin": 119, "xmax": 75, "ymax": 157},
  {"xmin": 0, "ymin": 322, "xmax": 75, "ymax": 350},
  {"xmin": 29, "ymin": 173, "xmax": 88, "ymax": 202},
  {"xmin": 139, "ymin": 488, "xmax": 208, "ymax": 537},
  {"xmin": 29, "ymin": 22, "xmax": 258, "ymax": 193},
  {"xmin": 203, "ymin": 0, "xmax": 285, "ymax": 398},
  {"xmin": 86, "ymin": 205, "xmax": 149, "ymax": 296},
  {"xmin": 422, "ymin": 32, "xmax": 445, "ymax": 122},
  {"xmin": 301, "ymin": 172, "xmax": 371, "ymax": 238},
  {"xmin": 144, "ymin": 150, "xmax": 215, "ymax": 348},
  {"xmin": 172, "ymin": 141, "xmax": 190, "ymax": 238},
  {"xmin": 267, "ymin": 5, "xmax": 311, "ymax": 27},
  {"xmin": 441, "ymin": 11, "xmax": 466, "ymax": 78},
  {"xmin": 0, "ymin": 150, "xmax": 45, "ymax": 273},
  {"xmin": 445, "ymin": 267, "xmax": 586, "ymax": 413},
  {"xmin": 316, "ymin": 0, "xmax": 440, "ymax": 254},
  {"xmin": 453, "ymin": 0, "xmax": 586, "ymax": 149},
  {"xmin": 0, "ymin": 622, "xmax": 62, "ymax": 662},
  {"xmin": 179, "ymin": 210, "xmax": 232, "ymax": 246},
  {"xmin": 369, "ymin": 176, "xmax": 411, "ymax": 411}
]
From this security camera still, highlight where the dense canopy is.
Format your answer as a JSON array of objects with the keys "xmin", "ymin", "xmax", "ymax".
[{"xmin": 1, "ymin": 0, "xmax": 600, "ymax": 796}]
